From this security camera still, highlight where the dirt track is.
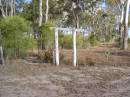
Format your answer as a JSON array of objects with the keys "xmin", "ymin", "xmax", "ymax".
[
  {"xmin": 1, "ymin": 44, "xmax": 130, "ymax": 97},
  {"xmin": 1, "ymin": 64, "xmax": 130, "ymax": 97}
]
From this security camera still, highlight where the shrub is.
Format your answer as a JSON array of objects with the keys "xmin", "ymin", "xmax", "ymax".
[
  {"xmin": 88, "ymin": 32, "xmax": 97, "ymax": 46},
  {"xmin": 39, "ymin": 22, "xmax": 54, "ymax": 49},
  {"xmin": 43, "ymin": 49, "xmax": 53, "ymax": 63},
  {"xmin": 85, "ymin": 57, "xmax": 95, "ymax": 66},
  {"xmin": 0, "ymin": 16, "xmax": 35, "ymax": 58},
  {"xmin": 59, "ymin": 34, "xmax": 84, "ymax": 49},
  {"xmin": 77, "ymin": 58, "xmax": 95, "ymax": 66},
  {"xmin": 115, "ymin": 38, "xmax": 120, "ymax": 47},
  {"xmin": 38, "ymin": 49, "xmax": 65, "ymax": 64}
]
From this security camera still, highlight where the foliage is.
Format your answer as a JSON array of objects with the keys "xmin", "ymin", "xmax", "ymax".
[
  {"xmin": 0, "ymin": 16, "xmax": 35, "ymax": 58},
  {"xmin": 88, "ymin": 32, "xmax": 97, "ymax": 46},
  {"xmin": 39, "ymin": 22, "xmax": 54, "ymax": 49},
  {"xmin": 59, "ymin": 34, "xmax": 84, "ymax": 49},
  {"xmin": 43, "ymin": 49, "xmax": 53, "ymax": 63}
]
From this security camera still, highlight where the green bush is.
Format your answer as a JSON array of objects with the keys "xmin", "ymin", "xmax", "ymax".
[
  {"xmin": 88, "ymin": 32, "xmax": 97, "ymax": 46},
  {"xmin": 59, "ymin": 34, "xmax": 84, "ymax": 49},
  {"xmin": 0, "ymin": 16, "xmax": 35, "ymax": 58},
  {"xmin": 39, "ymin": 22, "xmax": 54, "ymax": 49},
  {"xmin": 115, "ymin": 38, "xmax": 120, "ymax": 47}
]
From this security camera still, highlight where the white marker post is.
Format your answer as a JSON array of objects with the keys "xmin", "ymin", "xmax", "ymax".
[
  {"xmin": 72, "ymin": 29, "xmax": 76, "ymax": 67},
  {"xmin": 53, "ymin": 27, "xmax": 88, "ymax": 66},
  {"xmin": 54, "ymin": 28, "xmax": 59, "ymax": 66},
  {"xmin": 0, "ymin": 46, "xmax": 4, "ymax": 65}
]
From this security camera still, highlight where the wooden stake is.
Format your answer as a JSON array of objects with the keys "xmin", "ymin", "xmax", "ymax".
[
  {"xmin": 72, "ymin": 29, "xmax": 76, "ymax": 67},
  {"xmin": 0, "ymin": 46, "xmax": 4, "ymax": 65},
  {"xmin": 54, "ymin": 28, "xmax": 59, "ymax": 66}
]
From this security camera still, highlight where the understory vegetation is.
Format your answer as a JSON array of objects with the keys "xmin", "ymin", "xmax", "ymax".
[
  {"xmin": 0, "ymin": 16, "xmax": 36, "ymax": 59},
  {"xmin": 0, "ymin": 0, "xmax": 130, "ymax": 64}
]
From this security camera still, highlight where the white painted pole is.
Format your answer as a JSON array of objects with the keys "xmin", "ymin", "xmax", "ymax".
[
  {"xmin": 72, "ymin": 29, "xmax": 76, "ymax": 67},
  {"xmin": 54, "ymin": 28, "xmax": 59, "ymax": 66},
  {"xmin": 0, "ymin": 46, "xmax": 4, "ymax": 65}
]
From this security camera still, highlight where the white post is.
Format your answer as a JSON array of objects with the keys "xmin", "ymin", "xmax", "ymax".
[
  {"xmin": 0, "ymin": 46, "xmax": 4, "ymax": 65},
  {"xmin": 72, "ymin": 29, "xmax": 76, "ymax": 67},
  {"xmin": 54, "ymin": 28, "xmax": 59, "ymax": 66}
]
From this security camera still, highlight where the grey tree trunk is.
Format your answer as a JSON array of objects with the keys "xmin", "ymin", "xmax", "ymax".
[
  {"xmin": 0, "ymin": 0, "xmax": 16, "ymax": 17},
  {"xmin": 119, "ymin": 4, "xmax": 124, "ymax": 48},
  {"xmin": 0, "ymin": 0, "xmax": 6, "ymax": 18},
  {"xmin": 10, "ymin": 0, "xmax": 13, "ymax": 16},
  {"xmin": 122, "ymin": 0, "xmax": 130, "ymax": 50},
  {"xmin": 5, "ymin": 1, "xmax": 8, "ymax": 16},
  {"xmin": 13, "ymin": 0, "xmax": 16, "ymax": 15},
  {"xmin": 39, "ymin": 0, "xmax": 43, "ymax": 26},
  {"xmin": 45, "ymin": 0, "xmax": 49, "ymax": 23}
]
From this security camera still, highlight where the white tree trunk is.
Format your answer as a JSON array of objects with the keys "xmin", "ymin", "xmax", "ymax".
[
  {"xmin": 54, "ymin": 28, "xmax": 59, "ymax": 66},
  {"xmin": 13, "ymin": 0, "xmax": 16, "ymax": 15},
  {"xmin": 119, "ymin": 4, "xmax": 124, "ymax": 48},
  {"xmin": 123, "ymin": 0, "xmax": 130, "ymax": 50},
  {"xmin": 0, "ymin": 1, "xmax": 6, "ymax": 18},
  {"xmin": 72, "ymin": 29, "xmax": 76, "ymax": 67},
  {"xmin": 10, "ymin": 0, "xmax": 13, "ymax": 16},
  {"xmin": 5, "ymin": 2, "xmax": 8, "ymax": 16},
  {"xmin": 39, "ymin": 0, "xmax": 43, "ymax": 26},
  {"xmin": 45, "ymin": 0, "xmax": 49, "ymax": 23}
]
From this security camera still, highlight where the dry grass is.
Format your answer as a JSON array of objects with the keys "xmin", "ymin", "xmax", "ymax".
[{"xmin": 1, "ymin": 43, "xmax": 130, "ymax": 97}]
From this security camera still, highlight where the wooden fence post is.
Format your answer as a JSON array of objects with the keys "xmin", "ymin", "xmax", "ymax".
[
  {"xmin": 72, "ymin": 29, "xmax": 76, "ymax": 67},
  {"xmin": 54, "ymin": 28, "xmax": 59, "ymax": 66},
  {"xmin": 0, "ymin": 46, "xmax": 4, "ymax": 65}
]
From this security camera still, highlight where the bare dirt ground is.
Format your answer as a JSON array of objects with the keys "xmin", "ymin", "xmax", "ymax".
[{"xmin": 1, "ymin": 43, "xmax": 130, "ymax": 97}]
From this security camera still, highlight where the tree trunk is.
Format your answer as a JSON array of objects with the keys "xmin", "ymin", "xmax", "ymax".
[
  {"xmin": 45, "ymin": 0, "xmax": 49, "ymax": 23},
  {"xmin": 39, "ymin": 0, "xmax": 43, "ymax": 26},
  {"xmin": 5, "ymin": 2, "xmax": 8, "ymax": 16},
  {"xmin": 0, "ymin": 2, "xmax": 6, "ymax": 18},
  {"xmin": 122, "ymin": 0, "xmax": 130, "ymax": 50},
  {"xmin": 76, "ymin": 14, "xmax": 79, "ymax": 29},
  {"xmin": 119, "ymin": 4, "xmax": 124, "ymax": 48},
  {"xmin": 13, "ymin": 0, "xmax": 16, "ymax": 15},
  {"xmin": 10, "ymin": 0, "xmax": 13, "ymax": 16}
]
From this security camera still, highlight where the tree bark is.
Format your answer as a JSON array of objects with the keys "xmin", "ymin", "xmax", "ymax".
[
  {"xmin": 39, "ymin": 0, "xmax": 43, "ymax": 26},
  {"xmin": 119, "ymin": 4, "xmax": 124, "ymax": 48},
  {"xmin": 0, "ymin": 1, "xmax": 6, "ymax": 18},
  {"xmin": 13, "ymin": 0, "xmax": 16, "ymax": 15},
  {"xmin": 122, "ymin": 0, "xmax": 130, "ymax": 50},
  {"xmin": 10, "ymin": 0, "xmax": 13, "ymax": 16},
  {"xmin": 45, "ymin": 0, "xmax": 49, "ymax": 23}
]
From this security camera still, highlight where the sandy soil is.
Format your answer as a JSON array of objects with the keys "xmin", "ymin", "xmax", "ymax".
[{"xmin": 1, "ymin": 43, "xmax": 130, "ymax": 97}]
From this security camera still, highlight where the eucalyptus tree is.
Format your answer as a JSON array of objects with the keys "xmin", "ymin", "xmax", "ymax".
[
  {"xmin": 39, "ymin": 0, "xmax": 42, "ymax": 26},
  {"xmin": 45, "ymin": 0, "xmax": 49, "ymax": 23},
  {"xmin": 0, "ymin": 0, "xmax": 16, "ymax": 17},
  {"xmin": 123, "ymin": 0, "xmax": 130, "ymax": 50},
  {"xmin": 106, "ymin": 0, "xmax": 130, "ymax": 50}
]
